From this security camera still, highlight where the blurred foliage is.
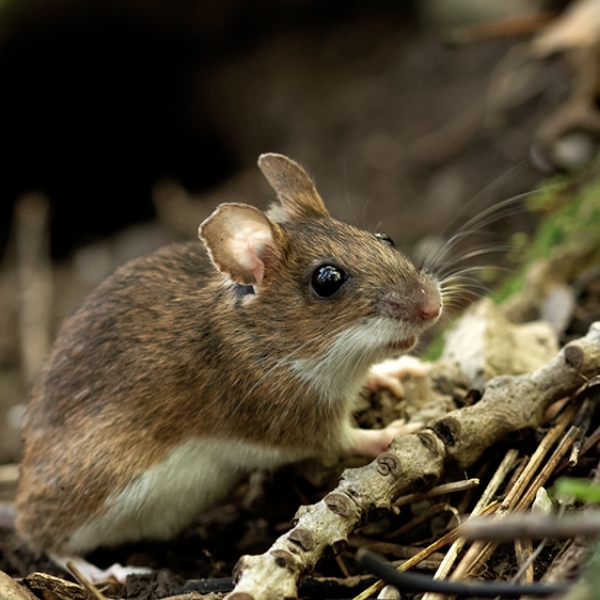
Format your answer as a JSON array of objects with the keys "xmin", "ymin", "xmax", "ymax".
[
  {"xmin": 493, "ymin": 159, "xmax": 600, "ymax": 304},
  {"xmin": 553, "ymin": 477, "xmax": 600, "ymax": 504}
]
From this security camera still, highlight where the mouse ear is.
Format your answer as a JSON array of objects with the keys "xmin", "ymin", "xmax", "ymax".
[
  {"xmin": 199, "ymin": 203, "xmax": 282, "ymax": 286},
  {"xmin": 258, "ymin": 153, "xmax": 330, "ymax": 221}
]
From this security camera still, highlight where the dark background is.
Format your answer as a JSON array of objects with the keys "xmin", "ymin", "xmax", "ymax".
[{"xmin": 0, "ymin": 0, "xmax": 571, "ymax": 461}]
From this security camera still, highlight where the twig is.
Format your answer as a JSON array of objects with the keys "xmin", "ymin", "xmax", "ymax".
[
  {"xmin": 350, "ymin": 536, "xmax": 446, "ymax": 564},
  {"xmin": 555, "ymin": 418, "xmax": 600, "ymax": 475},
  {"xmin": 394, "ymin": 478, "xmax": 480, "ymax": 507},
  {"xmin": 502, "ymin": 407, "xmax": 579, "ymax": 512},
  {"xmin": 335, "ymin": 555, "xmax": 351, "ymax": 578},
  {"xmin": 356, "ymin": 548, "xmax": 569, "ymax": 597},
  {"xmin": 515, "ymin": 538, "xmax": 535, "ymax": 583},
  {"xmin": 353, "ymin": 502, "xmax": 500, "ymax": 600},
  {"xmin": 515, "ymin": 425, "xmax": 580, "ymax": 511},
  {"xmin": 569, "ymin": 398, "xmax": 594, "ymax": 466}
]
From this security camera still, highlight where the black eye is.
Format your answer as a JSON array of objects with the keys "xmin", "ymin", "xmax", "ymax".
[
  {"xmin": 311, "ymin": 264, "xmax": 348, "ymax": 298},
  {"xmin": 375, "ymin": 233, "xmax": 395, "ymax": 247}
]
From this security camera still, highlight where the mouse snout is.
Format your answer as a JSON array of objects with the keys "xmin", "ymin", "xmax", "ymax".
[
  {"xmin": 416, "ymin": 286, "xmax": 441, "ymax": 322},
  {"xmin": 381, "ymin": 283, "xmax": 441, "ymax": 325}
]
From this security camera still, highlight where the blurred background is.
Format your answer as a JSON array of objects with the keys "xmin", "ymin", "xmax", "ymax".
[{"xmin": 0, "ymin": 0, "xmax": 588, "ymax": 464}]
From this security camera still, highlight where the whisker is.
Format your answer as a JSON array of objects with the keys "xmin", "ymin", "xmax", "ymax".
[
  {"xmin": 434, "ymin": 244, "xmax": 514, "ymax": 278},
  {"xmin": 441, "ymin": 274, "xmax": 497, "ymax": 301},
  {"xmin": 434, "ymin": 159, "xmax": 529, "ymax": 239},
  {"xmin": 423, "ymin": 190, "xmax": 534, "ymax": 271}
]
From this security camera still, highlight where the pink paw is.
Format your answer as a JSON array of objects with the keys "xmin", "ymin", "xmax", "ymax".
[
  {"xmin": 365, "ymin": 357, "xmax": 427, "ymax": 397},
  {"xmin": 348, "ymin": 419, "xmax": 423, "ymax": 458}
]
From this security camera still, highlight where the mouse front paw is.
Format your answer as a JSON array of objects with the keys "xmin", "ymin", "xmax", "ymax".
[
  {"xmin": 347, "ymin": 420, "xmax": 423, "ymax": 458},
  {"xmin": 364, "ymin": 356, "xmax": 428, "ymax": 397}
]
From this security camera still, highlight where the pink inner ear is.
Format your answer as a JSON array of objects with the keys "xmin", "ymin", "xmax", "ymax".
[
  {"xmin": 199, "ymin": 203, "xmax": 277, "ymax": 286},
  {"xmin": 230, "ymin": 226, "xmax": 273, "ymax": 286}
]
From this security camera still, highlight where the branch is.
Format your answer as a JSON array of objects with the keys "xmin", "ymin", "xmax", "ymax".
[{"xmin": 226, "ymin": 322, "xmax": 600, "ymax": 600}]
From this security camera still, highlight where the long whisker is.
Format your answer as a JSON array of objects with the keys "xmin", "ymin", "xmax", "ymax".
[
  {"xmin": 423, "ymin": 190, "xmax": 533, "ymax": 271},
  {"xmin": 435, "ymin": 159, "xmax": 530, "ymax": 238},
  {"xmin": 434, "ymin": 244, "xmax": 514, "ymax": 279},
  {"xmin": 439, "ymin": 267, "xmax": 511, "ymax": 303}
]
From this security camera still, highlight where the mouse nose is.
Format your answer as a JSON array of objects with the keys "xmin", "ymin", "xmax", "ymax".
[{"xmin": 417, "ymin": 287, "xmax": 441, "ymax": 322}]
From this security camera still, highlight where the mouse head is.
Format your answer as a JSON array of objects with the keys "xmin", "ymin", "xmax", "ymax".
[{"xmin": 199, "ymin": 154, "xmax": 441, "ymax": 394}]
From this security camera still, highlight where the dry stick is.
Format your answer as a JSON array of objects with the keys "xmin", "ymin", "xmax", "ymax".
[
  {"xmin": 227, "ymin": 324, "xmax": 600, "ymax": 600},
  {"xmin": 394, "ymin": 478, "xmax": 480, "ymax": 507},
  {"xmin": 335, "ymin": 554, "xmax": 351, "ymax": 578},
  {"xmin": 514, "ymin": 536, "xmax": 548, "ymax": 583},
  {"xmin": 449, "ymin": 416, "xmax": 572, "ymax": 582},
  {"xmin": 457, "ymin": 461, "xmax": 492, "ymax": 515},
  {"xmin": 421, "ymin": 449, "xmax": 519, "ymax": 600},
  {"xmin": 504, "ymin": 455, "xmax": 529, "ymax": 498},
  {"xmin": 515, "ymin": 538, "xmax": 535, "ymax": 583},
  {"xmin": 569, "ymin": 398, "xmax": 593, "ymax": 467},
  {"xmin": 511, "ymin": 426, "xmax": 581, "ymax": 588},
  {"xmin": 463, "ymin": 512, "xmax": 600, "ymax": 542},
  {"xmin": 515, "ymin": 425, "xmax": 580, "ymax": 511},
  {"xmin": 502, "ymin": 406, "xmax": 579, "ymax": 513},
  {"xmin": 349, "ymin": 537, "xmax": 446, "ymax": 562},
  {"xmin": 556, "ymin": 421, "xmax": 600, "ymax": 475}
]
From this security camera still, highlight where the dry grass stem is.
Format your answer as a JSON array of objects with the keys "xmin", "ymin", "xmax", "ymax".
[
  {"xmin": 516, "ymin": 425, "xmax": 580, "ymax": 511},
  {"xmin": 501, "ymin": 406, "xmax": 579, "ymax": 512},
  {"xmin": 66, "ymin": 561, "xmax": 109, "ymax": 600},
  {"xmin": 515, "ymin": 538, "xmax": 535, "ymax": 583}
]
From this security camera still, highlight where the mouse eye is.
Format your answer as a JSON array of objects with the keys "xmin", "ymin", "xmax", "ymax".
[
  {"xmin": 311, "ymin": 264, "xmax": 348, "ymax": 298},
  {"xmin": 375, "ymin": 233, "xmax": 395, "ymax": 247}
]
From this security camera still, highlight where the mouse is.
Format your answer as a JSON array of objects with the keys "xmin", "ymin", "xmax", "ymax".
[{"xmin": 15, "ymin": 153, "xmax": 442, "ymax": 583}]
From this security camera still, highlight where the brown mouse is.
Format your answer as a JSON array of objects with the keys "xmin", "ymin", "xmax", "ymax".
[{"xmin": 15, "ymin": 153, "xmax": 441, "ymax": 582}]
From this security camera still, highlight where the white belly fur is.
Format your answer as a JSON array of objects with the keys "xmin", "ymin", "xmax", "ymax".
[{"xmin": 67, "ymin": 437, "xmax": 306, "ymax": 553}]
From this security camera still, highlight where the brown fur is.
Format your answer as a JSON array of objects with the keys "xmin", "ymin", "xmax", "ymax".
[{"xmin": 16, "ymin": 154, "xmax": 441, "ymax": 554}]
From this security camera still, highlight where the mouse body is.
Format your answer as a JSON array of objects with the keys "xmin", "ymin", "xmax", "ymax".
[{"xmin": 15, "ymin": 154, "xmax": 441, "ymax": 579}]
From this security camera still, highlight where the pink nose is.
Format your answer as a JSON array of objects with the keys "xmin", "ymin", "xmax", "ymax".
[{"xmin": 417, "ymin": 288, "xmax": 441, "ymax": 322}]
